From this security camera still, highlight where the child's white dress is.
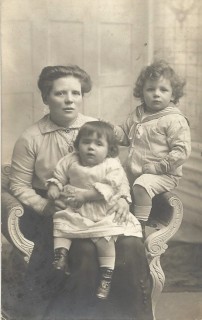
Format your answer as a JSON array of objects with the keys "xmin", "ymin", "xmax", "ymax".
[{"xmin": 48, "ymin": 153, "xmax": 142, "ymax": 239}]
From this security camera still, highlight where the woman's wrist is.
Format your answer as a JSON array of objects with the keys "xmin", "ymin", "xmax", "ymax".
[
  {"xmin": 42, "ymin": 200, "xmax": 55, "ymax": 216},
  {"xmin": 120, "ymin": 195, "xmax": 131, "ymax": 205}
]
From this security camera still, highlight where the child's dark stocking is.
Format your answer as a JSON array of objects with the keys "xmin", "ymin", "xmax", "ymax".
[{"xmin": 134, "ymin": 205, "xmax": 152, "ymax": 240}]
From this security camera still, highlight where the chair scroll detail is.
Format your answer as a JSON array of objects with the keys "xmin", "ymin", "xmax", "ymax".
[
  {"xmin": 1, "ymin": 164, "xmax": 34, "ymax": 263},
  {"xmin": 145, "ymin": 192, "xmax": 183, "ymax": 318}
]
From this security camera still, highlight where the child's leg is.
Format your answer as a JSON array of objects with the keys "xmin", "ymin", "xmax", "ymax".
[
  {"xmin": 53, "ymin": 237, "xmax": 72, "ymax": 274},
  {"xmin": 54, "ymin": 237, "xmax": 72, "ymax": 250},
  {"xmin": 95, "ymin": 237, "xmax": 115, "ymax": 299},
  {"xmin": 133, "ymin": 173, "xmax": 178, "ymax": 221},
  {"xmin": 133, "ymin": 184, "xmax": 152, "ymax": 221},
  {"xmin": 133, "ymin": 174, "xmax": 178, "ymax": 239},
  {"xmin": 132, "ymin": 185, "xmax": 152, "ymax": 239},
  {"xmin": 96, "ymin": 237, "xmax": 116, "ymax": 269}
]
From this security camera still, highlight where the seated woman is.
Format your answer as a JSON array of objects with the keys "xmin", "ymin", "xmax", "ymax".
[{"xmin": 9, "ymin": 65, "xmax": 153, "ymax": 320}]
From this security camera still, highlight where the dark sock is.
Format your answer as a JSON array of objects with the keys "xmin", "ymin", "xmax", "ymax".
[{"xmin": 139, "ymin": 220, "xmax": 147, "ymax": 241}]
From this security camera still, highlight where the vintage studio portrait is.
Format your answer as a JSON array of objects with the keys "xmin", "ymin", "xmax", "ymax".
[{"xmin": 1, "ymin": 0, "xmax": 202, "ymax": 320}]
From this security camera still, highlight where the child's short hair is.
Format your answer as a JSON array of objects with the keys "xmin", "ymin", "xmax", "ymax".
[
  {"xmin": 133, "ymin": 60, "xmax": 186, "ymax": 104},
  {"xmin": 74, "ymin": 121, "xmax": 119, "ymax": 158}
]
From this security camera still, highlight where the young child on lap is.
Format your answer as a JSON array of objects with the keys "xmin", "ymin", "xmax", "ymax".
[{"xmin": 47, "ymin": 121, "xmax": 142, "ymax": 299}]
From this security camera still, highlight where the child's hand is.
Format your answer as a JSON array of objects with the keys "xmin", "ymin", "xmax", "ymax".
[
  {"xmin": 47, "ymin": 184, "xmax": 60, "ymax": 200},
  {"xmin": 143, "ymin": 163, "xmax": 158, "ymax": 174},
  {"xmin": 64, "ymin": 191, "xmax": 85, "ymax": 209},
  {"xmin": 66, "ymin": 195, "xmax": 85, "ymax": 208}
]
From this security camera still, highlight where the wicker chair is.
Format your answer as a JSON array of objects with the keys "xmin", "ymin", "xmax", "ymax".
[{"xmin": 1, "ymin": 164, "xmax": 183, "ymax": 319}]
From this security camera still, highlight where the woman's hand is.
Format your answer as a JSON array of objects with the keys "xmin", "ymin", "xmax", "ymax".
[
  {"xmin": 60, "ymin": 188, "xmax": 103, "ymax": 209},
  {"xmin": 42, "ymin": 195, "xmax": 68, "ymax": 216},
  {"xmin": 58, "ymin": 190, "xmax": 83, "ymax": 208},
  {"xmin": 54, "ymin": 198, "xmax": 67, "ymax": 211},
  {"xmin": 56, "ymin": 191, "xmax": 85, "ymax": 209},
  {"xmin": 65, "ymin": 192, "xmax": 85, "ymax": 208},
  {"xmin": 42, "ymin": 200, "xmax": 56, "ymax": 217},
  {"xmin": 107, "ymin": 197, "xmax": 129, "ymax": 224}
]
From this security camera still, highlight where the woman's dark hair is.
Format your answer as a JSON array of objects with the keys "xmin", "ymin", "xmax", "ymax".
[
  {"xmin": 133, "ymin": 60, "xmax": 186, "ymax": 104},
  {"xmin": 38, "ymin": 65, "xmax": 92, "ymax": 103},
  {"xmin": 74, "ymin": 121, "xmax": 119, "ymax": 158}
]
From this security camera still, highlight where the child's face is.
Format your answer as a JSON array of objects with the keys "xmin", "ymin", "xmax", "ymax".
[
  {"xmin": 78, "ymin": 133, "xmax": 108, "ymax": 166},
  {"xmin": 143, "ymin": 76, "xmax": 174, "ymax": 112}
]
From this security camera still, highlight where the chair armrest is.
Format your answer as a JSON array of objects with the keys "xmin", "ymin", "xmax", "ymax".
[
  {"xmin": 145, "ymin": 192, "xmax": 183, "ymax": 257},
  {"xmin": 145, "ymin": 192, "xmax": 183, "ymax": 316},
  {"xmin": 1, "ymin": 191, "xmax": 34, "ymax": 263}
]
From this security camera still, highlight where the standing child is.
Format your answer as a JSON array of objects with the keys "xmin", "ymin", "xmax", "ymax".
[
  {"xmin": 47, "ymin": 121, "xmax": 142, "ymax": 299},
  {"xmin": 114, "ymin": 60, "xmax": 191, "ymax": 236}
]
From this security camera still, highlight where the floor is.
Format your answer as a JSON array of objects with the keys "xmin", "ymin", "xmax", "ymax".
[
  {"xmin": 155, "ymin": 241, "xmax": 202, "ymax": 320},
  {"xmin": 156, "ymin": 292, "xmax": 202, "ymax": 320},
  {"xmin": 2, "ymin": 238, "xmax": 202, "ymax": 320}
]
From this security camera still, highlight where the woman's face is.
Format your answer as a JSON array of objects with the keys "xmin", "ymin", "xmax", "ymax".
[{"xmin": 45, "ymin": 76, "xmax": 83, "ymax": 126}]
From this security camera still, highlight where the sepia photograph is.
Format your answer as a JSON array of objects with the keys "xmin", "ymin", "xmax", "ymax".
[{"xmin": 1, "ymin": 0, "xmax": 202, "ymax": 319}]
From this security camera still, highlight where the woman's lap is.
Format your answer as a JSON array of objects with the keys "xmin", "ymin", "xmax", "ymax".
[
  {"xmin": 19, "ymin": 208, "xmax": 152, "ymax": 319},
  {"xmin": 43, "ymin": 237, "xmax": 152, "ymax": 319},
  {"xmin": 113, "ymin": 236, "xmax": 153, "ymax": 319}
]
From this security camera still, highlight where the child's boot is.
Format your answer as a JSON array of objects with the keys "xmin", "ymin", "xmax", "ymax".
[
  {"xmin": 96, "ymin": 267, "xmax": 113, "ymax": 299},
  {"xmin": 53, "ymin": 247, "xmax": 70, "ymax": 275}
]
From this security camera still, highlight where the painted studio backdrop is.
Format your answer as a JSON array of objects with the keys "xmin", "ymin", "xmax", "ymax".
[{"xmin": 2, "ymin": 0, "xmax": 202, "ymax": 243}]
